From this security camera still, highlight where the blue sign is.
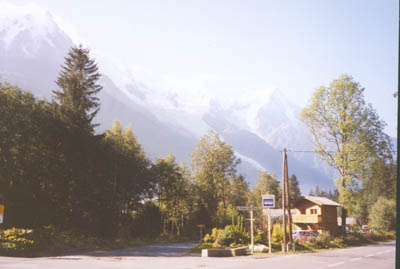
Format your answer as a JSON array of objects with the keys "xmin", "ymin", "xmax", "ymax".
[{"xmin": 262, "ymin": 195, "xmax": 275, "ymax": 208}]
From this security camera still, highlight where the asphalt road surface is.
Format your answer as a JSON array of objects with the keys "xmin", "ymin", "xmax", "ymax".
[{"xmin": 0, "ymin": 241, "xmax": 395, "ymax": 268}]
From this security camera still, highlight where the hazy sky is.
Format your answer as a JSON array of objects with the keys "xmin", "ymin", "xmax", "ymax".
[{"xmin": 9, "ymin": 0, "xmax": 399, "ymax": 137}]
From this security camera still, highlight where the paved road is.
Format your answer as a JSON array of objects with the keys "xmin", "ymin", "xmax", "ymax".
[{"xmin": 0, "ymin": 241, "xmax": 395, "ymax": 268}]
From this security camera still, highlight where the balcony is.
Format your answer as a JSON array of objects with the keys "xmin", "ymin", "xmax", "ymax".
[{"xmin": 292, "ymin": 214, "xmax": 322, "ymax": 224}]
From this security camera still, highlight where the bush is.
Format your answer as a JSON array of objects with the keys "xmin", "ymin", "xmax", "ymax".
[
  {"xmin": 369, "ymin": 197, "xmax": 396, "ymax": 231},
  {"xmin": 271, "ymin": 223, "xmax": 283, "ymax": 244},
  {"xmin": 216, "ymin": 225, "xmax": 249, "ymax": 246},
  {"xmin": 254, "ymin": 229, "xmax": 267, "ymax": 244},
  {"xmin": 203, "ymin": 228, "xmax": 223, "ymax": 243},
  {"xmin": 343, "ymin": 232, "xmax": 368, "ymax": 245},
  {"xmin": 304, "ymin": 237, "xmax": 317, "ymax": 248},
  {"xmin": 0, "ymin": 228, "xmax": 34, "ymax": 254},
  {"xmin": 203, "ymin": 233, "xmax": 213, "ymax": 243},
  {"xmin": 131, "ymin": 202, "xmax": 162, "ymax": 238},
  {"xmin": 330, "ymin": 236, "xmax": 345, "ymax": 248},
  {"xmin": 316, "ymin": 231, "xmax": 332, "ymax": 248},
  {"xmin": 215, "ymin": 216, "xmax": 249, "ymax": 246}
]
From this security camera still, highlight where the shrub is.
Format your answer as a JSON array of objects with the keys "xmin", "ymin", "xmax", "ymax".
[
  {"xmin": 330, "ymin": 236, "xmax": 345, "ymax": 248},
  {"xmin": 316, "ymin": 231, "xmax": 332, "ymax": 248},
  {"xmin": 131, "ymin": 202, "xmax": 162, "ymax": 237},
  {"xmin": 216, "ymin": 225, "xmax": 249, "ymax": 246},
  {"xmin": 0, "ymin": 228, "xmax": 35, "ymax": 255},
  {"xmin": 216, "ymin": 216, "xmax": 249, "ymax": 246},
  {"xmin": 369, "ymin": 197, "xmax": 396, "ymax": 231},
  {"xmin": 203, "ymin": 227, "xmax": 223, "ymax": 243},
  {"xmin": 271, "ymin": 223, "xmax": 283, "ymax": 244},
  {"xmin": 304, "ymin": 237, "xmax": 317, "ymax": 248},
  {"xmin": 203, "ymin": 233, "xmax": 212, "ymax": 243},
  {"xmin": 254, "ymin": 229, "xmax": 267, "ymax": 244},
  {"xmin": 344, "ymin": 232, "xmax": 368, "ymax": 245}
]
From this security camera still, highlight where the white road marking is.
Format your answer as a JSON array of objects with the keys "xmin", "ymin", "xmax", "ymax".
[
  {"xmin": 376, "ymin": 251, "xmax": 385, "ymax": 255},
  {"xmin": 365, "ymin": 254, "xmax": 375, "ymax": 257},
  {"xmin": 327, "ymin": 261, "xmax": 345, "ymax": 267},
  {"xmin": 350, "ymin": 257, "xmax": 362, "ymax": 262}
]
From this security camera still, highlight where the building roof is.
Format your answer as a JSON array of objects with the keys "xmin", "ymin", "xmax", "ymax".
[
  {"xmin": 262, "ymin": 209, "xmax": 297, "ymax": 218},
  {"xmin": 295, "ymin": 196, "xmax": 341, "ymax": 207}
]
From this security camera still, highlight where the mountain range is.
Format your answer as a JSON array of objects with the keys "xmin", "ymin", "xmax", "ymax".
[{"xmin": 0, "ymin": 2, "xmax": 344, "ymax": 193}]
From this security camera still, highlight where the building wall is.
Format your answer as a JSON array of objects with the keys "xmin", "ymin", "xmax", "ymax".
[
  {"xmin": 294, "ymin": 200, "xmax": 317, "ymax": 214},
  {"xmin": 321, "ymin": 205, "xmax": 338, "ymax": 224}
]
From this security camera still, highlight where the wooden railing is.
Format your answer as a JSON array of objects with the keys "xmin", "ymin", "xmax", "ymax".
[{"xmin": 292, "ymin": 214, "xmax": 322, "ymax": 224}]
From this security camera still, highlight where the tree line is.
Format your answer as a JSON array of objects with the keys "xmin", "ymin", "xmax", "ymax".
[
  {"xmin": 0, "ymin": 45, "xmax": 301, "ymax": 238},
  {"xmin": 0, "ymin": 46, "xmax": 395, "ymax": 239}
]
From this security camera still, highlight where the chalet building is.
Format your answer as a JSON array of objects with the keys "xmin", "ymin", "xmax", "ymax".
[{"xmin": 292, "ymin": 196, "xmax": 341, "ymax": 235}]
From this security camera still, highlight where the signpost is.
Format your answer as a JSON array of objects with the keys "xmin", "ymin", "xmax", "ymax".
[
  {"xmin": 262, "ymin": 194, "xmax": 274, "ymax": 253},
  {"xmin": 0, "ymin": 205, "xmax": 4, "ymax": 224},
  {"xmin": 197, "ymin": 224, "xmax": 205, "ymax": 242},
  {"xmin": 237, "ymin": 206, "xmax": 258, "ymax": 253}
]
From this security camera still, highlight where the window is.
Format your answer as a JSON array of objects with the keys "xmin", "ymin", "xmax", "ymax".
[{"xmin": 310, "ymin": 209, "xmax": 318, "ymax": 214}]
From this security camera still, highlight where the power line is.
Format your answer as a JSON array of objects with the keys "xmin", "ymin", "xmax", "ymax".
[{"xmin": 280, "ymin": 150, "xmax": 397, "ymax": 153}]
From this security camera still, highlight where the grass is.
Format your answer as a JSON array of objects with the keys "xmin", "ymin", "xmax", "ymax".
[{"xmin": 186, "ymin": 242, "xmax": 215, "ymax": 254}]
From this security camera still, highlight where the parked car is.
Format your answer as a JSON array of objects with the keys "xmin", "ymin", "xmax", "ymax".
[{"xmin": 292, "ymin": 230, "xmax": 319, "ymax": 241}]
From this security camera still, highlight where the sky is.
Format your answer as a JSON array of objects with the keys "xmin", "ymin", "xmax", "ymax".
[{"xmin": 8, "ymin": 0, "xmax": 400, "ymax": 137}]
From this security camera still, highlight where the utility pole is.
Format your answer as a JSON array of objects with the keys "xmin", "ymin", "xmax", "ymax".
[
  {"xmin": 282, "ymin": 148, "xmax": 287, "ymax": 253},
  {"xmin": 250, "ymin": 209, "xmax": 254, "ymax": 253},
  {"xmin": 284, "ymin": 149, "xmax": 294, "ymax": 251}
]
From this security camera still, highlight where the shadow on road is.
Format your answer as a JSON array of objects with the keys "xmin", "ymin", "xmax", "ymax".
[{"xmin": 58, "ymin": 242, "xmax": 199, "ymax": 258}]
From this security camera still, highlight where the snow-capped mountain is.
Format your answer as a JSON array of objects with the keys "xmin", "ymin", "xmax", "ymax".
[
  {"xmin": 0, "ymin": 1, "xmax": 73, "ymax": 98},
  {"xmin": 0, "ymin": 2, "xmax": 337, "ymax": 192}
]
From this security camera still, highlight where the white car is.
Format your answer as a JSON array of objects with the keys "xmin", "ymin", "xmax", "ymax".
[{"xmin": 292, "ymin": 230, "xmax": 319, "ymax": 241}]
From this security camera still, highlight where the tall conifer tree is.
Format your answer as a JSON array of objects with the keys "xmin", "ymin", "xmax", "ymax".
[{"xmin": 53, "ymin": 44, "xmax": 102, "ymax": 132}]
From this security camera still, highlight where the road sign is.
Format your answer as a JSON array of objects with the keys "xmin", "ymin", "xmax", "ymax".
[
  {"xmin": 236, "ymin": 205, "xmax": 258, "ymax": 253},
  {"xmin": 237, "ymin": 206, "xmax": 259, "ymax": 211},
  {"xmin": 262, "ymin": 194, "xmax": 275, "ymax": 208},
  {"xmin": 0, "ymin": 205, "xmax": 4, "ymax": 224}
]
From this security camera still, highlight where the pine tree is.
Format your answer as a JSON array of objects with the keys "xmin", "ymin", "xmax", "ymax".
[
  {"xmin": 53, "ymin": 45, "xmax": 103, "ymax": 132},
  {"xmin": 288, "ymin": 174, "xmax": 301, "ymax": 201},
  {"xmin": 250, "ymin": 171, "xmax": 281, "ymax": 208}
]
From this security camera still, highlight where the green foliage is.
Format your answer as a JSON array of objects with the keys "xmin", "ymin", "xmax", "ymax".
[
  {"xmin": 132, "ymin": 202, "xmax": 162, "ymax": 238},
  {"xmin": 0, "ymin": 82, "xmax": 153, "ymax": 236},
  {"xmin": 300, "ymin": 74, "xmax": 394, "ymax": 218},
  {"xmin": 228, "ymin": 174, "xmax": 250, "ymax": 207},
  {"xmin": 288, "ymin": 174, "xmax": 301, "ymax": 201},
  {"xmin": 191, "ymin": 130, "xmax": 240, "ymax": 226},
  {"xmin": 53, "ymin": 44, "xmax": 102, "ymax": 131},
  {"xmin": 271, "ymin": 223, "xmax": 283, "ymax": 244},
  {"xmin": 154, "ymin": 154, "xmax": 191, "ymax": 237},
  {"xmin": 315, "ymin": 231, "xmax": 332, "ymax": 248},
  {"xmin": 368, "ymin": 197, "xmax": 396, "ymax": 231},
  {"xmin": 250, "ymin": 171, "xmax": 281, "ymax": 209},
  {"xmin": 254, "ymin": 229, "xmax": 267, "ymax": 244},
  {"xmin": 0, "ymin": 228, "xmax": 34, "ymax": 253},
  {"xmin": 329, "ymin": 237, "xmax": 345, "ymax": 248},
  {"xmin": 215, "ymin": 216, "xmax": 249, "ymax": 246},
  {"xmin": 203, "ymin": 227, "xmax": 223, "ymax": 243},
  {"xmin": 187, "ymin": 242, "xmax": 216, "ymax": 253}
]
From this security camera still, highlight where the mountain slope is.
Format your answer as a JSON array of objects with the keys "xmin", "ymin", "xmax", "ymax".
[{"xmin": 0, "ymin": 2, "xmax": 340, "ymax": 192}]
